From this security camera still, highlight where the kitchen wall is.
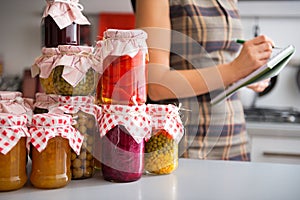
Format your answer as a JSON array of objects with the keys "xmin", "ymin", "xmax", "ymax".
[{"xmin": 0, "ymin": 0, "xmax": 299, "ymax": 108}]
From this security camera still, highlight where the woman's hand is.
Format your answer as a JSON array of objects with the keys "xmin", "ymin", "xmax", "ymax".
[
  {"xmin": 247, "ymin": 78, "xmax": 271, "ymax": 93},
  {"xmin": 229, "ymin": 35, "xmax": 275, "ymax": 82}
]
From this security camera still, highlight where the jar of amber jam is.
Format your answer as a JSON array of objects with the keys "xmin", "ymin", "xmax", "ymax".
[
  {"xmin": 42, "ymin": 0, "xmax": 90, "ymax": 47},
  {"xmin": 52, "ymin": 45, "xmax": 99, "ymax": 96},
  {"xmin": 29, "ymin": 113, "xmax": 83, "ymax": 189},
  {"xmin": 95, "ymin": 29, "xmax": 148, "ymax": 105},
  {"xmin": 99, "ymin": 104, "xmax": 151, "ymax": 182},
  {"xmin": 0, "ymin": 113, "xmax": 29, "ymax": 191},
  {"xmin": 49, "ymin": 96, "xmax": 102, "ymax": 179},
  {"xmin": 145, "ymin": 104, "xmax": 184, "ymax": 175}
]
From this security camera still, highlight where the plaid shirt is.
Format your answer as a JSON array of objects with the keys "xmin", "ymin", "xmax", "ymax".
[{"xmin": 167, "ymin": 0, "xmax": 250, "ymax": 161}]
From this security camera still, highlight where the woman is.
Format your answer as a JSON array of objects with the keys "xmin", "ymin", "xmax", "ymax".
[{"xmin": 131, "ymin": 0, "xmax": 273, "ymax": 161}]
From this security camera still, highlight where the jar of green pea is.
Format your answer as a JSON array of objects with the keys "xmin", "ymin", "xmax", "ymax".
[{"xmin": 145, "ymin": 104, "xmax": 184, "ymax": 175}]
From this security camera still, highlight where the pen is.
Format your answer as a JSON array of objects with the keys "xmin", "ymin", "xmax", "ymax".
[{"xmin": 234, "ymin": 38, "xmax": 278, "ymax": 49}]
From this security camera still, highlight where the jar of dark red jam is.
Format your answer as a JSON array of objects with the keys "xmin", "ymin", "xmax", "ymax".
[
  {"xmin": 44, "ymin": 15, "xmax": 80, "ymax": 48},
  {"xmin": 98, "ymin": 104, "xmax": 151, "ymax": 182},
  {"xmin": 95, "ymin": 29, "xmax": 148, "ymax": 105},
  {"xmin": 42, "ymin": 0, "xmax": 90, "ymax": 47}
]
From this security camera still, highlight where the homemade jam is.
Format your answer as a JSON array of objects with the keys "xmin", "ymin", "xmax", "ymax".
[
  {"xmin": 29, "ymin": 113, "xmax": 83, "ymax": 189},
  {"xmin": 0, "ymin": 113, "xmax": 29, "ymax": 191},
  {"xmin": 44, "ymin": 14, "xmax": 80, "ymax": 47}
]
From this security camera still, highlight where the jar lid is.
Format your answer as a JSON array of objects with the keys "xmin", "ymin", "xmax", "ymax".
[
  {"xmin": 31, "ymin": 47, "xmax": 60, "ymax": 78},
  {"xmin": 147, "ymin": 104, "xmax": 184, "ymax": 143},
  {"xmin": 42, "ymin": 0, "xmax": 90, "ymax": 29},
  {"xmin": 0, "ymin": 91, "xmax": 22, "ymax": 100},
  {"xmin": 94, "ymin": 29, "xmax": 148, "ymax": 72},
  {"xmin": 99, "ymin": 104, "xmax": 151, "ymax": 144},
  {"xmin": 33, "ymin": 93, "xmax": 60, "ymax": 111},
  {"xmin": 0, "ymin": 113, "xmax": 29, "ymax": 155},
  {"xmin": 29, "ymin": 113, "xmax": 83, "ymax": 155}
]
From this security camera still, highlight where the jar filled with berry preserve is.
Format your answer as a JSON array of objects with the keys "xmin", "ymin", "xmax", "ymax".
[
  {"xmin": 0, "ymin": 113, "xmax": 30, "ymax": 191},
  {"xmin": 31, "ymin": 48, "xmax": 60, "ymax": 94},
  {"xmin": 42, "ymin": 0, "xmax": 90, "ymax": 47},
  {"xmin": 29, "ymin": 113, "xmax": 83, "ymax": 189},
  {"xmin": 49, "ymin": 95, "xmax": 102, "ymax": 179},
  {"xmin": 52, "ymin": 45, "xmax": 100, "ymax": 96},
  {"xmin": 95, "ymin": 29, "xmax": 148, "ymax": 105},
  {"xmin": 145, "ymin": 104, "xmax": 184, "ymax": 175},
  {"xmin": 98, "ymin": 104, "xmax": 151, "ymax": 182}
]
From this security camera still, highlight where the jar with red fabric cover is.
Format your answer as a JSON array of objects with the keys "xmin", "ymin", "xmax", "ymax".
[
  {"xmin": 145, "ymin": 104, "xmax": 184, "ymax": 175},
  {"xmin": 0, "ymin": 113, "xmax": 30, "ymax": 191},
  {"xmin": 49, "ymin": 95, "xmax": 102, "ymax": 179},
  {"xmin": 29, "ymin": 113, "xmax": 83, "ymax": 189},
  {"xmin": 42, "ymin": 0, "xmax": 90, "ymax": 47},
  {"xmin": 94, "ymin": 29, "xmax": 148, "ymax": 105},
  {"xmin": 33, "ymin": 93, "xmax": 60, "ymax": 114},
  {"xmin": 98, "ymin": 104, "xmax": 151, "ymax": 182}
]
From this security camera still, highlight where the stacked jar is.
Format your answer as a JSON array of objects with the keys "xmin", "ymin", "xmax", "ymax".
[
  {"xmin": 0, "ymin": 91, "xmax": 32, "ymax": 191},
  {"xmin": 31, "ymin": 0, "xmax": 102, "ymax": 182},
  {"xmin": 145, "ymin": 104, "xmax": 184, "ymax": 175},
  {"xmin": 49, "ymin": 96, "xmax": 101, "ymax": 179},
  {"xmin": 29, "ymin": 113, "xmax": 83, "ymax": 189},
  {"xmin": 95, "ymin": 29, "xmax": 150, "ymax": 182}
]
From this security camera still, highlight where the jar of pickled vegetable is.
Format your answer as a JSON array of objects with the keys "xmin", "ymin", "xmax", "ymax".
[
  {"xmin": 0, "ymin": 113, "xmax": 29, "ymax": 191},
  {"xmin": 33, "ymin": 93, "xmax": 60, "ymax": 114},
  {"xmin": 42, "ymin": 0, "xmax": 90, "ymax": 47},
  {"xmin": 145, "ymin": 104, "xmax": 184, "ymax": 175},
  {"xmin": 98, "ymin": 104, "xmax": 151, "ymax": 182},
  {"xmin": 49, "ymin": 96, "xmax": 102, "ymax": 179},
  {"xmin": 31, "ymin": 48, "xmax": 60, "ymax": 94},
  {"xmin": 52, "ymin": 45, "xmax": 99, "ymax": 96},
  {"xmin": 95, "ymin": 29, "xmax": 148, "ymax": 105},
  {"xmin": 29, "ymin": 113, "xmax": 83, "ymax": 189}
]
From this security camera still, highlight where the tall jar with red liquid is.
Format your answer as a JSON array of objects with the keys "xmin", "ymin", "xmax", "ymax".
[
  {"xmin": 95, "ymin": 29, "xmax": 148, "ymax": 105},
  {"xmin": 42, "ymin": 0, "xmax": 90, "ymax": 47}
]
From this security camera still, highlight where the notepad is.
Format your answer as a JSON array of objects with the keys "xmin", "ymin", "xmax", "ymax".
[{"xmin": 211, "ymin": 44, "xmax": 296, "ymax": 105}]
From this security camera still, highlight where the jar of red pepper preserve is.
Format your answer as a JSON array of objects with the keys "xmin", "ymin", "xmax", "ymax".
[{"xmin": 95, "ymin": 29, "xmax": 149, "ymax": 105}]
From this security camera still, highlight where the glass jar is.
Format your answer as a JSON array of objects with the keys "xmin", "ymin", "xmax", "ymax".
[
  {"xmin": 33, "ymin": 93, "xmax": 60, "ymax": 114},
  {"xmin": 49, "ymin": 96, "xmax": 102, "ymax": 179},
  {"xmin": 0, "ymin": 91, "xmax": 33, "ymax": 116},
  {"xmin": 29, "ymin": 113, "xmax": 83, "ymax": 189},
  {"xmin": 99, "ymin": 104, "xmax": 151, "ymax": 182},
  {"xmin": 52, "ymin": 45, "xmax": 98, "ymax": 96},
  {"xmin": 0, "ymin": 113, "xmax": 29, "ymax": 191},
  {"xmin": 145, "ymin": 104, "xmax": 184, "ymax": 175},
  {"xmin": 95, "ymin": 29, "xmax": 148, "ymax": 105},
  {"xmin": 31, "ymin": 48, "xmax": 60, "ymax": 94},
  {"xmin": 42, "ymin": 0, "xmax": 90, "ymax": 47}
]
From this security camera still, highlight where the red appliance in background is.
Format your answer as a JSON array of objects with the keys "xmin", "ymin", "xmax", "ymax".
[{"xmin": 98, "ymin": 13, "xmax": 135, "ymax": 40}]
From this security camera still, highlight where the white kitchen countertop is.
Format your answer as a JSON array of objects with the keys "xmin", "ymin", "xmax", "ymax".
[{"xmin": 1, "ymin": 158, "xmax": 300, "ymax": 200}]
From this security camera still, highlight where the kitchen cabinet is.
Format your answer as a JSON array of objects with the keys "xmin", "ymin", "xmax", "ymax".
[{"xmin": 247, "ymin": 122, "xmax": 300, "ymax": 164}]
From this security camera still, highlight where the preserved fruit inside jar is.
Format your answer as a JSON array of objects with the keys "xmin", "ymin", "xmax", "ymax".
[
  {"xmin": 53, "ymin": 65, "xmax": 96, "ymax": 96},
  {"xmin": 71, "ymin": 111, "xmax": 95, "ymax": 179},
  {"xmin": 44, "ymin": 15, "xmax": 80, "ymax": 48},
  {"xmin": 97, "ymin": 50, "xmax": 147, "ymax": 105},
  {"xmin": 40, "ymin": 70, "xmax": 56, "ymax": 94},
  {"xmin": 101, "ymin": 125, "xmax": 144, "ymax": 182},
  {"xmin": 0, "ymin": 138, "xmax": 27, "ymax": 191},
  {"xmin": 145, "ymin": 129, "xmax": 178, "ymax": 175},
  {"xmin": 30, "ymin": 137, "xmax": 71, "ymax": 189}
]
